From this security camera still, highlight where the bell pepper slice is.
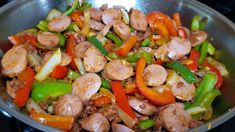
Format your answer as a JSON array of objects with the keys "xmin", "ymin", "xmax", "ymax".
[
  {"xmin": 186, "ymin": 49, "xmax": 200, "ymax": 71},
  {"xmin": 66, "ymin": 69, "xmax": 80, "ymax": 80},
  {"xmin": 71, "ymin": 11, "xmax": 84, "ymax": 29},
  {"xmin": 172, "ymin": 12, "xmax": 182, "ymax": 27},
  {"xmin": 115, "ymin": 36, "xmax": 138, "ymax": 57},
  {"xmin": 124, "ymin": 83, "xmax": 139, "ymax": 95},
  {"xmin": 101, "ymin": 79, "xmax": 111, "ymax": 89},
  {"xmin": 36, "ymin": 21, "xmax": 49, "ymax": 31},
  {"xmin": 111, "ymin": 81, "xmax": 138, "ymax": 122},
  {"xmin": 92, "ymin": 96, "xmax": 111, "ymax": 107},
  {"xmin": 88, "ymin": 36, "xmax": 108, "ymax": 56},
  {"xmin": 106, "ymin": 32, "xmax": 123, "ymax": 47},
  {"xmin": 51, "ymin": 66, "xmax": 68, "ymax": 79},
  {"xmin": 153, "ymin": 21, "xmax": 169, "ymax": 37},
  {"xmin": 64, "ymin": 0, "xmax": 79, "ymax": 16},
  {"xmin": 136, "ymin": 57, "xmax": 175, "ymax": 105},
  {"xmin": 146, "ymin": 11, "xmax": 178, "ymax": 36},
  {"xmin": 31, "ymin": 79, "xmax": 72, "ymax": 102},
  {"xmin": 30, "ymin": 112, "xmax": 74, "ymax": 131},
  {"xmin": 14, "ymin": 67, "xmax": 35, "ymax": 107},
  {"xmin": 66, "ymin": 34, "xmax": 77, "ymax": 70}
]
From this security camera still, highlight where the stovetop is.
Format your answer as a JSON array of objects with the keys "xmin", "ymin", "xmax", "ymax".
[{"xmin": 0, "ymin": 0, "xmax": 234, "ymax": 132}]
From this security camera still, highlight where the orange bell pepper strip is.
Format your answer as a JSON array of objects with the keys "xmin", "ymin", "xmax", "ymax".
[
  {"xmin": 111, "ymin": 81, "xmax": 138, "ymax": 121},
  {"xmin": 14, "ymin": 67, "xmax": 35, "ymax": 107},
  {"xmin": 146, "ymin": 11, "xmax": 178, "ymax": 36},
  {"xmin": 115, "ymin": 36, "xmax": 138, "ymax": 57},
  {"xmin": 51, "ymin": 66, "xmax": 68, "ymax": 79},
  {"xmin": 66, "ymin": 35, "xmax": 77, "ymax": 70},
  {"xmin": 30, "ymin": 112, "xmax": 74, "ymax": 131},
  {"xmin": 124, "ymin": 83, "xmax": 139, "ymax": 95},
  {"xmin": 136, "ymin": 57, "xmax": 175, "ymax": 105},
  {"xmin": 92, "ymin": 96, "xmax": 111, "ymax": 107},
  {"xmin": 71, "ymin": 11, "xmax": 84, "ymax": 29},
  {"xmin": 186, "ymin": 49, "xmax": 200, "ymax": 71},
  {"xmin": 202, "ymin": 59, "xmax": 224, "ymax": 88},
  {"xmin": 8, "ymin": 33, "xmax": 38, "ymax": 47},
  {"xmin": 172, "ymin": 12, "xmax": 182, "ymax": 27},
  {"xmin": 153, "ymin": 21, "xmax": 169, "ymax": 37}
]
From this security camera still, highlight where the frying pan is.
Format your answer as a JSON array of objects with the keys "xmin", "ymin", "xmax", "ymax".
[{"xmin": 0, "ymin": 0, "xmax": 235, "ymax": 131}]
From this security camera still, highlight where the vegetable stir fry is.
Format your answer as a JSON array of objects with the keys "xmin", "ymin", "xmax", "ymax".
[{"xmin": 2, "ymin": 1, "xmax": 229, "ymax": 131}]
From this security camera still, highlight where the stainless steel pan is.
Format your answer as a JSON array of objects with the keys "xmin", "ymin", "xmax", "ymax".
[{"xmin": 0, "ymin": 0, "xmax": 235, "ymax": 131}]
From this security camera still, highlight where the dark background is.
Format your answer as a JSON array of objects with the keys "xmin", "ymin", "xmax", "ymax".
[{"xmin": 0, "ymin": 0, "xmax": 235, "ymax": 132}]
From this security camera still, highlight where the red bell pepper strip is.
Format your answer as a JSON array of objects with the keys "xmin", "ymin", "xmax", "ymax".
[
  {"xmin": 66, "ymin": 35, "xmax": 77, "ymax": 70},
  {"xmin": 111, "ymin": 81, "xmax": 138, "ymax": 121},
  {"xmin": 71, "ymin": 11, "xmax": 84, "ymax": 29},
  {"xmin": 202, "ymin": 59, "xmax": 224, "ymax": 88},
  {"xmin": 146, "ymin": 11, "xmax": 178, "ymax": 36},
  {"xmin": 136, "ymin": 57, "xmax": 175, "ymax": 105},
  {"xmin": 186, "ymin": 49, "xmax": 200, "ymax": 71},
  {"xmin": 30, "ymin": 112, "xmax": 74, "ymax": 131},
  {"xmin": 172, "ymin": 12, "xmax": 182, "ymax": 27},
  {"xmin": 153, "ymin": 21, "xmax": 169, "ymax": 37},
  {"xmin": 14, "ymin": 67, "xmax": 35, "ymax": 107},
  {"xmin": 8, "ymin": 33, "xmax": 38, "ymax": 47},
  {"xmin": 51, "ymin": 66, "xmax": 68, "ymax": 79},
  {"xmin": 115, "ymin": 36, "xmax": 138, "ymax": 57},
  {"xmin": 155, "ymin": 59, "xmax": 164, "ymax": 65}
]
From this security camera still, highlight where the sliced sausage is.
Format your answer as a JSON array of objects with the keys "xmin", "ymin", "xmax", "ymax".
[
  {"xmin": 74, "ymin": 41, "xmax": 92, "ymax": 58},
  {"xmin": 104, "ymin": 60, "xmax": 133, "ymax": 80},
  {"xmin": 90, "ymin": 19, "xmax": 105, "ymax": 31},
  {"xmin": 102, "ymin": 8, "xmax": 121, "ymax": 25},
  {"xmin": 2, "ymin": 45, "xmax": 27, "ymax": 77},
  {"xmin": 6, "ymin": 80, "xmax": 23, "ymax": 99},
  {"xmin": 144, "ymin": 64, "xmax": 167, "ymax": 86},
  {"xmin": 81, "ymin": 113, "xmax": 110, "ymax": 132},
  {"xmin": 112, "ymin": 124, "xmax": 134, "ymax": 132},
  {"xmin": 72, "ymin": 73, "xmax": 101, "ymax": 103},
  {"xmin": 171, "ymin": 77, "xmax": 195, "ymax": 101},
  {"xmin": 128, "ymin": 97, "xmax": 157, "ymax": 116},
  {"xmin": 83, "ymin": 46, "xmax": 107, "ymax": 73},
  {"xmin": 85, "ymin": 7, "xmax": 102, "ymax": 21},
  {"xmin": 167, "ymin": 37, "xmax": 191, "ymax": 60},
  {"xmin": 113, "ymin": 21, "xmax": 131, "ymax": 40},
  {"xmin": 48, "ymin": 15, "xmax": 71, "ymax": 32},
  {"xmin": 37, "ymin": 31, "xmax": 59, "ymax": 47},
  {"xmin": 158, "ymin": 105, "xmax": 191, "ymax": 132},
  {"xmin": 43, "ymin": 51, "xmax": 71, "ymax": 66},
  {"xmin": 54, "ymin": 94, "xmax": 83, "ymax": 117},
  {"xmin": 130, "ymin": 9, "xmax": 147, "ymax": 32},
  {"xmin": 190, "ymin": 31, "xmax": 208, "ymax": 46}
]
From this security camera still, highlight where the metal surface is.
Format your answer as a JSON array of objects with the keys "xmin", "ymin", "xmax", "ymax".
[{"xmin": 0, "ymin": 0, "xmax": 234, "ymax": 131}]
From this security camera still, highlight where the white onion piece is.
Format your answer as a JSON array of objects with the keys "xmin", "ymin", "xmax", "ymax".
[
  {"xmin": 74, "ymin": 57, "xmax": 87, "ymax": 75},
  {"xmin": 186, "ymin": 106, "xmax": 207, "ymax": 116},
  {"xmin": 120, "ymin": 9, "xmax": 129, "ymax": 25},
  {"xmin": 26, "ymin": 98, "xmax": 46, "ymax": 114}
]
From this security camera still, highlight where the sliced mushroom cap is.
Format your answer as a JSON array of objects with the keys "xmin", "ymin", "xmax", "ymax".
[
  {"xmin": 72, "ymin": 73, "xmax": 101, "ymax": 103},
  {"xmin": 48, "ymin": 15, "xmax": 71, "ymax": 32},
  {"xmin": 130, "ymin": 9, "xmax": 147, "ymax": 32},
  {"xmin": 102, "ymin": 8, "xmax": 121, "ymax": 25},
  {"xmin": 144, "ymin": 64, "xmax": 167, "ymax": 86},
  {"xmin": 81, "ymin": 113, "xmax": 110, "ymax": 132},
  {"xmin": 104, "ymin": 59, "xmax": 133, "ymax": 80},
  {"xmin": 2, "ymin": 45, "xmax": 27, "ymax": 77}
]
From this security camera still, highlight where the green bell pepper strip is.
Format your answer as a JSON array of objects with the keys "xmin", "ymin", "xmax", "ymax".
[
  {"xmin": 138, "ymin": 119, "xmax": 155, "ymax": 130},
  {"xmin": 191, "ymin": 15, "xmax": 202, "ymax": 31},
  {"xmin": 57, "ymin": 33, "xmax": 66, "ymax": 47},
  {"xmin": 199, "ymin": 17, "xmax": 208, "ymax": 30},
  {"xmin": 64, "ymin": 0, "xmax": 80, "ymax": 16},
  {"xmin": 207, "ymin": 42, "xmax": 216, "ymax": 55},
  {"xmin": 78, "ymin": 2, "xmax": 92, "ymax": 11},
  {"xmin": 108, "ymin": 52, "xmax": 120, "ymax": 59},
  {"xmin": 130, "ymin": 26, "xmax": 135, "ymax": 33},
  {"xmin": 106, "ymin": 32, "xmax": 123, "ymax": 47},
  {"xmin": 31, "ymin": 79, "xmax": 72, "ymax": 102},
  {"xmin": 194, "ymin": 73, "xmax": 217, "ymax": 103},
  {"xmin": 198, "ymin": 41, "xmax": 209, "ymax": 65},
  {"xmin": 101, "ymin": 80, "xmax": 111, "ymax": 89},
  {"xmin": 67, "ymin": 69, "xmax": 80, "ymax": 80},
  {"xmin": 127, "ymin": 51, "xmax": 153, "ymax": 64},
  {"xmin": 36, "ymin": 21, "xmax": 48, "ymax": 31},
  {"xmin": 167, "ymin": 61, "xmax": 197, "ymax": 84},
  {"xmin": 193, "ymin": 44, "xmax": 201, "ymax": 51},
  {"xmin": 141, "ymin": 38, "xmax": 150, "ymax": 47},
  {"xmin": 88, "ymin": 36, "xmax": 108, "ymax": 56},
  {"xmin": 66, "ymin": 22, "xmax": 76, "ymax": 31}
]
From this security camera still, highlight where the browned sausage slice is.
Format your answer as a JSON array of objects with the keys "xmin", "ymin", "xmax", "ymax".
[
  {"xmin": 83, "ymin": 46, "xmax": 107, "ymax": 73},
  {"xmin": 144, "ymin": 64, "xmax": 167, "ymax": 86},
  {"xmin": 48, "ymin": 15, "xmax": 71, "ymax": 32},
  {"xmin": 54, "ymin": 94, "xmax": 83, "ymax": 117},
  {"xmin": 190, "ymin": 31, "xmax": 207, "ymax": 46},
  {"xmin": 102, "ymin": 8, "xmax": 121, "ymax": 25},
  {"xmin": 104, "ymin": 60, "xmax": 133, "ymax": 80},
  {"xmin": 85, "ymin": 7, "xmax": 103, "ymax": 21},
  {"xmin": 158, "ymin": 105, "xmax": 191, "ymax": 132},
  {"xmin": 167, "ymin": 37, "xmax": 191, "ymax": 60},
  {"xmin": 90, "ymin": 19, "xmax": 105, "ymax": 31},
  {"xmin": 72, "ymin": 73, "xmax": 101, "ymax": 103},
  {"xmin": 130, "ymin": 9, "xmax": 147, "ymax": 32},
  {"xmin": 113, "ymin": 21, "xmax": 131, "ymax": 40},
  {"xmin": 37, "ymin": 32, "xmax": 59, "ymax": 47},
  {"xmin": 74, "ymin": 41, "xmax": 92, "ymax": 58},
  {"xmin": 81, "ymin": 113, "xmax": 110, "ymax": 132},
  {"xmin": 2, "ymin": 45, "xmax": 27, "ymax": 77}
]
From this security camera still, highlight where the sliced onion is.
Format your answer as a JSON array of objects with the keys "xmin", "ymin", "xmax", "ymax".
[
  {"xmin": 186, "ymin": 106, "xmax": 207, "ymax": 116},
  {"xmin": 116, "ymin": 106, "xmax": 138, "ymax": 128},
  {"xmin": 74, "ymin": 57, "xmax": 87, "ymax": 75},
  {"xmin": 27, "ymin": 52, "xmax": 42, "ymax": 67},
  {"xmin": 166, "ymin": 69, "xmax": 180, "ymax": 85},
  {"xmin": 35, "ymin": 48, "xmax": 61, "ymax": 81},
  {"xmin": 26, "ymin": 98, "xmax": 46, "ymax": 114},
  {"xmin": 81, "ymin": 10, "xmax": 90, "ymax": 36},
  {"xmin": 120, "ymin": 9, "xmax": 129, "ymax": 25}
]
